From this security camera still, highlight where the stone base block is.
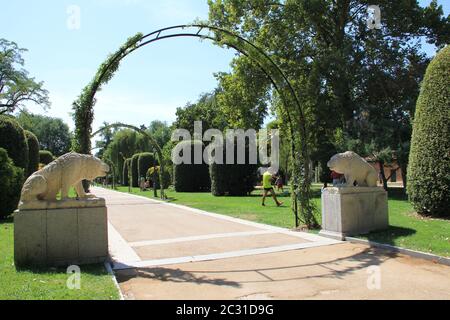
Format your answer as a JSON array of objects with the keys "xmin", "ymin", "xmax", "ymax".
[
  {"xmin": 319, "ymin": 187, "xmax": 388, "ymax": 239},
  {"xmin": 14, "ymin": 203, "xmax": 108, "ymax": 268}
]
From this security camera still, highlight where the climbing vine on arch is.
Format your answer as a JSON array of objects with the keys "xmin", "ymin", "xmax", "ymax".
[{"xmin": 71, "ymin": 33, "xmax": 143, "ymax": 154}]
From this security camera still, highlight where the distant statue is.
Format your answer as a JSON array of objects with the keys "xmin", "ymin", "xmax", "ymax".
[
  {"xmin": 20, "ymin": 152, "xmax": 109, "ymax": 205},
  {"xmin": 327, "ymin": 151, "xmax": 378, "ymax": 187}
]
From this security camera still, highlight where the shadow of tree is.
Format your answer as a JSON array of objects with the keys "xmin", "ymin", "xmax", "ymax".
[
  {"xmin": 0, "ymin": 216, "xmax": 13, "ymax": 224},
  {"xmin": 115, "ymin": 246, "xmax": 397, "ymax": 287},
  {"xmin": 116, "ymin": 266, "xmax": 241, "ymax": 288},
  {"xmin": 15, "ymin": 263, "xmax": 108, "ymax": 275},
  {"xmin": 362, "ymin": 226, "xmax": 417, "ymax": 247}
]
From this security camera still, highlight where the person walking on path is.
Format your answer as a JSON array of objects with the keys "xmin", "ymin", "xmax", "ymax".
[{"xmin": 262, "ymin": 170, "xmax": 283, "ymax": 207}]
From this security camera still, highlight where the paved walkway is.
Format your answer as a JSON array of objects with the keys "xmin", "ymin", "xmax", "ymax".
[{"xmin": 93, "ymin": 187, "xmax": 450, "ymax": 300}]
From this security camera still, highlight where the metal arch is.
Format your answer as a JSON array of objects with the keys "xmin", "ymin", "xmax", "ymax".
[
  {"xmin": 88, "ymin": 23, "xmax": 307, "ymax": 173},
  {"xmin": 83, "ymin": 24, "xmax": 313, "ymax": 226},
  {"xmin": 87, "ymin": 25, "xmax": 304, "ymax": 144},
  {"xmin": 91, "ymin": 122, "xmax": 166, "ymax": 199}
]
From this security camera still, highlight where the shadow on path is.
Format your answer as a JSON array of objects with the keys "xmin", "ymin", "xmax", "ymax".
[
  {"xmin": 116, "ymin": 267, "xmax": 241, "ymax": 288},
  {"xmin": 116, "ymin": 246, "xmax": 398, "ymax": 287}
]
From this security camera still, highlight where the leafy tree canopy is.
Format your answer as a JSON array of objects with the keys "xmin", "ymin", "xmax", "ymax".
[
  {"xmin": 0, "ymin": 39, "xmax": 50, "ymax": 115},
  {"xmin": 208, "ymin": 0, "xmax": 448, "ymax": 190},
  {"xmin": 17, "ymin": 110, "xmax": 72, "ymax": 156}
]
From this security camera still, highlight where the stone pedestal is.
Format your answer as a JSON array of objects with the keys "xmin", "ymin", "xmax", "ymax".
[
  {"xmin": 319, "ymin": 187, "xmax": 388, "ymax": 240},
  {"xmin": 14, "ymin": 198, "xmax": 108, "ymax": 267}
]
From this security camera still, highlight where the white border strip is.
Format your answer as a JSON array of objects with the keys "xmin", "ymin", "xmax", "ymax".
[
  {"xmin": 113, "ymin": 240, "xmax": 340, "ymax": 270},
  {"xmin": 104, "ymin": 261, "xmax": 125, "ymax": 300},
  {"xmin": 108, "ymin": 222, "xmax": 141, "ymax": 263},
  {"xmin": 129, "ymin": 230, "xmax": 276, "ymax": 247}
]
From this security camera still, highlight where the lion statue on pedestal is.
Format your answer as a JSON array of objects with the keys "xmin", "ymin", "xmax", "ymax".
[
  {"xmin": 20, "ymin": 152, "xmax": 109, "ymax": 203},
  {"xmin": 327, "ymin": 151, "xmax": 378, "ymax": 187}
]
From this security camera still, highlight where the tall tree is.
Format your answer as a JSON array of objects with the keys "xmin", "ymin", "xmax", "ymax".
[
  {"xmin": 208, "ymin": 0, "xmax": 448, "ymax": 191},
  {"xmin": 102, "ymin": 129, "xmax": 150, "ymax": 182},
  {"xmin": 0, "ymin": 39, "xmax": 50, "ymax": 114},
  {"xmin": 94, "ymin": 121, "xmax": 115, "ymax": 158},
  {"xmin": 215, "ymin": 56, "xmax": 270, "ymax": 129},
  {"xmin": 16, "ymin": 111, "xmax": 72, "ymax": 156},
  {"xmin": 173, "ymin": 91, "xmax": 228, "ymax": 134},
  {"xmin": 147, "ymin": 120, "xmax": 172, "ymax": 149}
]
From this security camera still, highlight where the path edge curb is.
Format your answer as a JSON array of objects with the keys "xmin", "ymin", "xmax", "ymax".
[
  {"xmin": 345, "ymin": 236, "xmax": 450, "ymax": 266},
  {"xmin": 104, "ymin": 261, "xmax": 125, "ymax": 300}
]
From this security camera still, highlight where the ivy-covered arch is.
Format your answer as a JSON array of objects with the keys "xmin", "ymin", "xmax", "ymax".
[
  {"xmin": 91, "ymin": 122, "xmax": 166, "ymax": 199},
  {"xmin": 72, "ymin": 24, "xmax": 316, "ymax": 227}
]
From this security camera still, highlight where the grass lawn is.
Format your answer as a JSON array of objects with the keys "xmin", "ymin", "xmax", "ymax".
[
  {"xmin": 0, "ymin": 190, "xmax": 119, "ymax": 300},
  {"xmin": 116, "ymin": 186, "xmax": 450, "ymax": 257}
]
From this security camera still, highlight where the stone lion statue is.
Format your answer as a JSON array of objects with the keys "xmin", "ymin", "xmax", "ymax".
[
  {"xmin": 20, "ymin": 152, "xmax": 110, "ymax": 203},
  {"xmin": 327, "ymin": 151, "xmax": 378, "ymax": 187}
]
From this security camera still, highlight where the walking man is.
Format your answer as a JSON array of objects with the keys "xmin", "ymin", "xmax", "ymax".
[{"xmin": 262, "ymin": 169, "xmax": 283, "ymax": 207}]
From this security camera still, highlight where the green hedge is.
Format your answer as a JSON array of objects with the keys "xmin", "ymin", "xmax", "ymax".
[
  {"xmin": 173, "ymin": 141, "xmax": 210, "ymax": 192},
  {"xmin": 407, "ymin": 46, "xmax": 450, "ymax": 217},
  {"xmin": 122, "ymin": 158, "xmax": 131, "ymax": 186},
  {"xmin": 210, "ymin": 141, "xmax": 258, "ymax": 196},
  {"xmin": 0, "ymin": 148, "xmax": 24, "ymax": 218},
  {"xmin": 39, "ymin": 150, "xmax": 54, "ymax": 165},
  {"xmin": 0, "ymin": 115, "xmax": 29, "ymax": 170},
  {"xmin": 130, "ymin": 154, "xmax": 140, "ymax": 188},
  {"xmin": 24, "ymin": 130, "xmax": 40, "ymax": 176},
  {"xmin": 138, "ymin": 152, "xmax": 156, "ymax": 182}
]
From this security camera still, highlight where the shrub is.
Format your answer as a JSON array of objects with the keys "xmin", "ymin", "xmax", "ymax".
[
  {"xmin": 138, "ymin": 152, "xmax": 156, "ymax": 182},
  {"xmin": 0, "ymin": 115, "xmax": 29, "ymax": 170},
  {"xmin": 147, "ymin": 166, "xmax": 171, "ymax": 189},
  {"xmin": 39, "ymin": 150, "xmax": 54, "ymax": 165},
  {"xmin": 173, "ymin": 141, "xmax": 210, "ymax": 192},
  {"xmin": 122, "ymin": 158, "xmax": 131, "ymax": 186},
  {"xmin": 407, "ymin": 46, "xmax": 450, "ymax": 217},
  {"xmin": 0, "ymin": 148, "xmax": 24, "ymax": 218},
  {"xmin": 24, "ymin": 130, "xmax": 40, "ymax": 176},
  {"xmin": 210, "ymin": 141, "xmax": 258, "ymax": 196},
  {"xmin": 130, "ymin": 154, "xmax": 140, "ymax": 188}
]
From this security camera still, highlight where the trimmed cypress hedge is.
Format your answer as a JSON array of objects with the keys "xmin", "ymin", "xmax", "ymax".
[
  {"xmin": 210, "ymin": 140, "xmax": 258, "ymax": 196},
  {"xmin": 0, "ymin": 148, "xmax": 24, "ymax": 218},
  {"xmin": 122, "ymin": 158, "xmax": 131, "ymax": 186},
  {"xmin": 173, "ymin": 141, "xmax": 210, "ymax": 192},
  {"xmin": 407, "ymin": 46, "xmax": 450, "ymax": 217},
  {"xmin": 131, "ymin": 154, "xmax": 140, "ymax": 188},
  {"xmin": 0, "ymin": 115, "xmax": 29, "ymax": 170},
  {"xmin": 39, "ymin": 150, "xmax": 54, "ymax": 165},
  {"xmin": 24, "ymin": 130, "xmax": 40, "ymax": 176},
  {"xmin": 138, "ymin": 152, "xmax": 156, "ymax": 182}
]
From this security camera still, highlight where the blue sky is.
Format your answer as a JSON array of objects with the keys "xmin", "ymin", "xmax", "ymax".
[
  {"xmin": 1, "ymin": 0, "xmax": 448, "ymax": 138},
  {"xmin": 1, "ymin": 0, "xmax": 236, "ymax": 132}
]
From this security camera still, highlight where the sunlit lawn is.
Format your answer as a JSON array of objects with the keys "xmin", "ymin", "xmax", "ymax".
[
  {"xmin": 0, "ymin": 188, "xmax": 119, "ymax": 300},
  {"xmin": 116, "ymin": 186, "xmax": 450, "ymax": 257}
]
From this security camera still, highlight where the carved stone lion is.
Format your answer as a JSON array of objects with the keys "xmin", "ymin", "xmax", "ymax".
[
  {"xmin": 327, "ymin": 151, "xmax": 378, "ymax": 187},
  {"xmin": 20, "ymin": 152, "xmax": 109, "ymax": 203}
]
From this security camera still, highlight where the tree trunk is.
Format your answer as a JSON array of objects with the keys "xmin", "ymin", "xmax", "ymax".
[
  {"xmin": 153, "ymin": 165, "xmax": 158, "ymax": 198},
  {"xmin": 378, "ymin": 160, "xmax": 388, "ymax": 190}
]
